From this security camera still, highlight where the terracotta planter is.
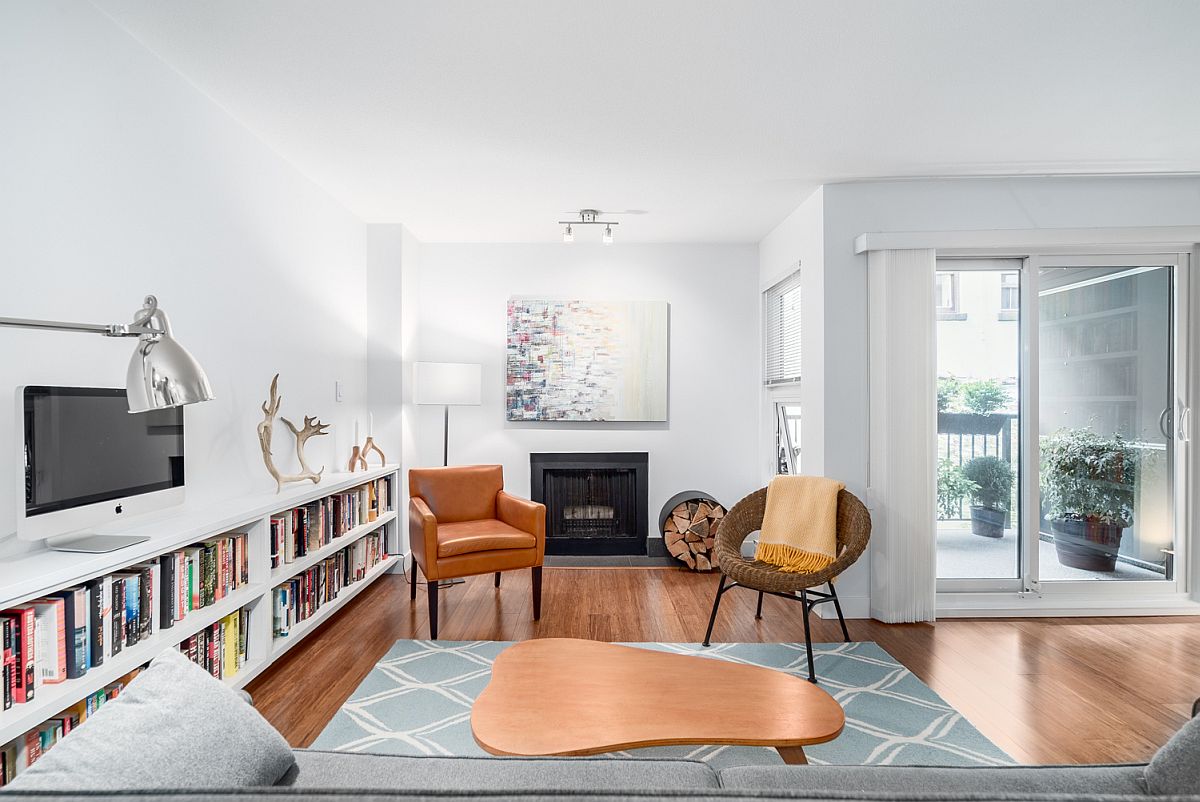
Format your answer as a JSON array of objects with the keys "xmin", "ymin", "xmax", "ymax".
[
  {"xmin": 1051, "ymin": 517, "xmax": 1125, "ymax": 572},
  {"xmin": 969, "ymin": 505, "xmax": 1006, "ymax": 538}
]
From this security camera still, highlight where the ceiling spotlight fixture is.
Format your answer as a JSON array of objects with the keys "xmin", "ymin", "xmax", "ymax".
[{"xmin": 558, "ymin": 209, "xmax": 619, "ymax": 243}]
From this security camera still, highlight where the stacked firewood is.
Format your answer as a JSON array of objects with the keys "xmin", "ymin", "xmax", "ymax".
[{"xmin": 663, "ymin": 499, "xmax": 726, "ymax": 571}]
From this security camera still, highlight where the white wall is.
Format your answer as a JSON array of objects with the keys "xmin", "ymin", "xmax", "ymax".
[
  {"xmin": 759, "ymin": 187, "xmax": 824, "ymax": 479},
  {"xmin": 411, "ymin": 243, "xmax": 761, "ymax": 538},
  {"xmin": 0, "ymin": 1, "xmax": 371, "ymax": 543}
]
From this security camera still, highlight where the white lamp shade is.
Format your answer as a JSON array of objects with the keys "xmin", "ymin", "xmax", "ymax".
[{"xmin": 413, "ymin": 362, "xmax": 482, "ymax": 406}]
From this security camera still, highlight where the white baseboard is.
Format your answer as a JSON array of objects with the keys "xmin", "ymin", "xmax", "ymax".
[{"xmin": 815, "ymin": 594, "xmax": 871, "ymax": 620}]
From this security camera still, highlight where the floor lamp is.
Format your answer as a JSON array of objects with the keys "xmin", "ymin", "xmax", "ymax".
[
  {"xmin": 412, "ymin": 362, "xmax": 482, "ymax": 466},
  {"xmin": 412, "ymin": 362, "xmax": 481, "ymax": 588}
]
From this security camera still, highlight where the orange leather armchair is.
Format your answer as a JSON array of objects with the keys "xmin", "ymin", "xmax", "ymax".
[{"xmin": 408, "ymin": 465, "xmax": 546, "ymax": 639}]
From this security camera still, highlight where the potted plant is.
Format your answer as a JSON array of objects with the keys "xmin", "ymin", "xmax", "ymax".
[
  {"xmin": 937, "ymin": 459, "xmax": 977, "ymax": 521},
  {"xmin": 962, "ymin": 455, "xmax": 1013, "ymax": 538},
  {"xmin": 1040, "ymin": 428, "xmax": 1138, "ymax": 571}
]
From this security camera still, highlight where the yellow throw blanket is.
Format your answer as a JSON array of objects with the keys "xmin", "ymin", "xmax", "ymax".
[{"xmin": 754, "ymin": 475, "xmax": 845, "ymax": 573}]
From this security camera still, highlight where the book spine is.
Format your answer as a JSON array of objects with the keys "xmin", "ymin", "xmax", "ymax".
[
  {"xmin": 159, "ymin": 555, "xmax": 175, "ymax": 630},
  {"xmin": 87, "ymin": 580, "xmax": 104, "ymax": 669},
  {"xmin": 110, "ymin": 578, "xmax": 124, "ymax": 656}
]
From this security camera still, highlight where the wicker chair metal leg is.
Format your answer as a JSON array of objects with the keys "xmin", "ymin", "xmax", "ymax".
[
  {"xmin": 702, "ymin": 574, "xmax": 727, "ymax": 647},
  {"xmin": 755, "ymin": 591, "xmax": 764, "ymax": 620},
  {"xmin": 829, "ymin": 582, "xmax": 851, "ymax": 642},
  {"xmin": 800, "ymin": 589, "xmax": 816, "ymax": 683},
  {"xmin": 495, "ymin": 572, "xmax": 501, "ymax": 588}
]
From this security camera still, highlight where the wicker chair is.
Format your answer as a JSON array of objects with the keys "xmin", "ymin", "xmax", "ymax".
[{"xmin": 702, "ymin": 486, "xmax": 872, "ymax": 683}]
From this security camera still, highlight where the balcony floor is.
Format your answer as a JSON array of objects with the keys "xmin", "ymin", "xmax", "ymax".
[{"xmin": 936, "ymin": 522, "xmax": 1164, "ymax": 581}]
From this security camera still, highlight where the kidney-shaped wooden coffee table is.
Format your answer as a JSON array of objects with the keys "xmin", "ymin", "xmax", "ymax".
[{"xmin": 471, "ymin": 638, "xmax": 844, "ymax": 764}]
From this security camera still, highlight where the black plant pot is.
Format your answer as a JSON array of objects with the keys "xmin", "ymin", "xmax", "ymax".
[
  {"xmin": 1051, "ymin": 517, "xmax": 1124, "ymax": 572},
  {"xmin": 969, "ymin": 505, "xmax": 1006, "ymax": 538}
]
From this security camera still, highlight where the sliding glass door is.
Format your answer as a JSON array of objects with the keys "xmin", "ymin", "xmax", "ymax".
[
  {"xmin": 935, "ymin": 260, "xmax": 1023, "ymax": 590},
  {"xmin": 937, "ymin": 253, "xmax": 1189, "ymax": 600},
  {"xmin": 1030, "ymin": 256, "xmax": 1184, "ymax": 592}
]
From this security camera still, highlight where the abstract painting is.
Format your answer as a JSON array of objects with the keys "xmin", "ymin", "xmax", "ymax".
[{"xmin": 506, "ymin": 299, "xmax": 668, "ymax": 421}]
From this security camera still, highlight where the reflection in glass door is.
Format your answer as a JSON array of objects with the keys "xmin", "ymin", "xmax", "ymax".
[
  {"xmin": 1036, "ymin": 262, "xmax": 1175, "ymax": 583},
  {"xmin": 935, "ymin": 260, "xmax": 1022, "ymax": 585}
]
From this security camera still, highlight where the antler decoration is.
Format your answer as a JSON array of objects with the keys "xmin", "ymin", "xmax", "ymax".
[
  {"xmin": 282, "ymin": 414, "xmax": 330, "ymax": 478},
  {"xmin": 257, "ymin": 374, "xmax": 328, "ymax": 493}
]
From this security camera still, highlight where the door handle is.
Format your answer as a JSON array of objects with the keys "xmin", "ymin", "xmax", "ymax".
[
  {"xmin": 1159, "ymin": 407, "xmax": 1173, "ymax": 440},
  {"xmin": 1180, "ymin": 407, "xmax": 1191, "ymax": 443}
]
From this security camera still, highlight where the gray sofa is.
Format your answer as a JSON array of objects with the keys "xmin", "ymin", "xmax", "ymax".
[
  {"xmin": 3, "ymin": 651, "xmax": 1197, "ymax": 801},
  {"xmin": 2, "ymin": 745, "xmax": 1198, "ymax": 801}
]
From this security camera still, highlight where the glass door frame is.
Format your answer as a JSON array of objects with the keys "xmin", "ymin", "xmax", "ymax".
[
  {"xmin": 1023, "ymin": 252, "xmax": 1190, "ymax": 601},
  {"xmin": 935, "ymin": 257, "xmax": 1028, "ymax": 595}
]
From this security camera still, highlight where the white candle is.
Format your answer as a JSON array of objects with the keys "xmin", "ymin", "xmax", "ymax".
[
  {"xmin": 369, "ymin": 412, "xmax": 374, "ymax": 437},
  {"xmin": 354, "ymin": 419, "xmax": 360, "ymax": 444}
]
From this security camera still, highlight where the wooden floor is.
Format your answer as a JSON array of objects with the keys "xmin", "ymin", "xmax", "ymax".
[{"xmin": 246, "ymin": 567, "xmax": 1200, "ymax": 765}]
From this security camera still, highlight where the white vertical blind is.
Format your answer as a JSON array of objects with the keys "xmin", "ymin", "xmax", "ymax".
[
  {"xmin": 868, "ymin": 248, "xmax": 938, "ymax": 623},
  {"xmin": 763, "ymin": 269, "xmax": 802, "ymax": 385}
]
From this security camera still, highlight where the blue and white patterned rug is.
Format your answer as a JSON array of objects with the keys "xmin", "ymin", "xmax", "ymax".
[{"xmin": 312, "ymin": 640, "xmax": 1012, "ymax": 770}]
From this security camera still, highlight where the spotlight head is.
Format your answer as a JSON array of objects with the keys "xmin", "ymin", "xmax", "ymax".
[
  {"xmin": 563, "ymin": 224, "xmax": 574, "ymax": 243},
  {"xmin": 602, "ymin": 224, "xmax": 613, "ymax": 245}
]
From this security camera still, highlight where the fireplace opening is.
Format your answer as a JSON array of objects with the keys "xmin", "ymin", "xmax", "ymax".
[{"xmin": 531, "ymin": 452, "xmax": 648, "ymax": 556}]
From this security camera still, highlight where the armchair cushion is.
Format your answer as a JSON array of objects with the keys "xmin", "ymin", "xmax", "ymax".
[
  {"xmin": 437, "ymin": 519, "xmax": 537, "ymax": 557},
  {"xmin": 409, "ymin": 465, "xmax": 503, "ymax": 522}
]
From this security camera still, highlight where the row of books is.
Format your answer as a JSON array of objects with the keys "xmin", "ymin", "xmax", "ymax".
[
  {"xmin": 0, "ymin": 532, "xmax": 248, "ymax": 710},
  {"xmin": 159, "ymin": 533, "xmax": 250, "ymax": 623},
  {"xmin": 269, "ymin": 476, "xmax": 393, "ymax": 568},
  {"xmin": 2, "ymin": 566, "xmax": 154, "ymax": 710},
  {"xmin": 0, "ymin": 668, "xmax": 141, "ymax": 787},
  {"xmin": 273, "ymin": 533, "xmax": 386, "ymax": 637},
  {"xmin": 178, "ymin": 609, "xmax": 250, "ymax": 682}
]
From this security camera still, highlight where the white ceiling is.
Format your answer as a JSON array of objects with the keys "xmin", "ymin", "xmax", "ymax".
[{"xmin": 96, "ymin": 0, "xmax": 1200, "ymax": 243}]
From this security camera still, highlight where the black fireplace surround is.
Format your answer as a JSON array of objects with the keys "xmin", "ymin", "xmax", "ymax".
[{"xmin": 530, "ymin": 452, "xmax": 648, "ymax": 556}]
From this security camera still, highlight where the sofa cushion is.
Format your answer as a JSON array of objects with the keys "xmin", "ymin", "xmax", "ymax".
[
  {"xmin": 717, "ymin": 763, "xmax": 1148, "ymax": 795},
  {"xmin": 284, "ymin": 750, "xmax": 720, "ymax": 790},
  {"xmin": 1145, "ymin": 713, "xmax": 1200, "ymax": 795},
  {"xmin": 437, "ymin": 519, "xmax": 536, "ymax": 557},
  {"xmin": 5, "ymin": 649, "xmax": 296, "ymax": 791}
]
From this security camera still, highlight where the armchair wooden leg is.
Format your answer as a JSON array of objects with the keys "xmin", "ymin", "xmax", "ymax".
[
  {"xmin": 495, "ymin": 572, "xmax": 501, "ymax": 588},
  {"xmin": 531, "ymin": 566, "xmax": 542, "ymax": 620},
  {"xmin": 427, "ymin": 580, "xmax": 439, "ymax": 640},
  {"xmin": 755, "ymin": 590, "xmax": 765, "ymax": 619},
  {"xmin": 410, "ymin": 558, "xmax": 419, "ymax": 600}
]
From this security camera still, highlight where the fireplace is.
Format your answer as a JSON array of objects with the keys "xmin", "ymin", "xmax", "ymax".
[{"xmin": 530, "ymin": 452, "xmax": 648, "ymax": 556}]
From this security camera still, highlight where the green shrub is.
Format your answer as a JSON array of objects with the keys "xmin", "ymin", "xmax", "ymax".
[
  {"xmin": 962, "ymin": 455, "xmax": 1013, "ymax": 511},
  {"xmin": 937, "ymin": 459, "xmax": 978, "ymax": 520},
  {"xmin": 937, "ymin": 376, "xmax": 961, "ymax": 413},
  {"xmin": 1040, "ymin": 428, "xmax": 1138, "ymax": 526},
  {"xmin": 960, "ymin": 379, "xmax": 1009, "ymax": 415}
]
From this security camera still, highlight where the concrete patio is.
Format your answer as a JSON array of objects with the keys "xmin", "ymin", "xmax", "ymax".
[{"xmin": 936, "ymin": 522, "xmax": 1164, "ymax": 581}]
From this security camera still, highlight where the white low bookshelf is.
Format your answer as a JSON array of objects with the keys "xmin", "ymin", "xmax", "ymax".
[{"xmin": 0, "ymin": 464, "xmax": 400, "ymax": 746}]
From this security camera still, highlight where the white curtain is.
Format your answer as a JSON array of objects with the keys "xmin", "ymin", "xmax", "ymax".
[{"xmin": 867, "ymin": 248, "xmax": 937, "ymax": 623}]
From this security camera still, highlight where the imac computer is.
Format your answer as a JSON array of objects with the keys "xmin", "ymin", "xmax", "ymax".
[{"xmin": 18, "ymin": 386, "xmax": 185, "ymax": 553}]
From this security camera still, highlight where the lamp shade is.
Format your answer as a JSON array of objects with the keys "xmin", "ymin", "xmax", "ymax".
[
  {"xmin": 413, "ymin": 362, "xmax": 481, "ymax": 406},
  {"xmin": 125, "ymin": 308, "xmax": 215, "ymax": 412}
]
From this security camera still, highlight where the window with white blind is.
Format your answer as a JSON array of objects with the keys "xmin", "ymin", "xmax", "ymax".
[{"xmin": 763, "ymin": 269, "xmax": 802, "ymax": 385}]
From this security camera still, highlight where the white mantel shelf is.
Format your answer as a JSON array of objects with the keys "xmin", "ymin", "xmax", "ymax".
[{"xmin": 1, "ymin": 465, "xmax": 398, "ymax": 609}]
